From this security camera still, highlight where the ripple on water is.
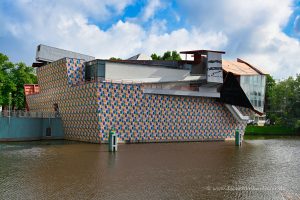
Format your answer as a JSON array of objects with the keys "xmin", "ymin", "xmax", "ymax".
[{"xmin": 0, "ymin": 138, "xmax": 299, "ymax": 200}]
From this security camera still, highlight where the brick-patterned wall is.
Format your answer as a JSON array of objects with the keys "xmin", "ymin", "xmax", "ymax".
[
  {"xmin": 27, "ymin": 58, "xmax": 100, "ymax": 143},
  {"xmin": 27, "ymin": 59, "xmax": 250, "ymax": 144},
  {"xmin": 97, "ymin": 82, "xmax": 247, "ymax": 143}
]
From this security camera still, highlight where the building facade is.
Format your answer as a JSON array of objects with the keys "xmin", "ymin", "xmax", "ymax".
[{"xmin": 26, "ymin": 46, "xmax": 263, "ymax": 143}]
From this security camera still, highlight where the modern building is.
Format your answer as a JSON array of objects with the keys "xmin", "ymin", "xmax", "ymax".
[
  {"xmin": 25, "ymin": 45, "xmax": 266, "ymax": 143},
  {"xmin": 222, "ymin": 59, "xmax": 267, "ymax": 124}
]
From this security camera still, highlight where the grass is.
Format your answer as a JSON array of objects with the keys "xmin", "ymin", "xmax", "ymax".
[{"xmin": 245, "ymin": 125, "xmax": 299, "ymax": 136}]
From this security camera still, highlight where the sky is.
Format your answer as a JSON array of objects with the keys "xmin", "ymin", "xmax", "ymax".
[{"xmin": 0, "ymin": 0, "xmax": 300, "ymax": 79}]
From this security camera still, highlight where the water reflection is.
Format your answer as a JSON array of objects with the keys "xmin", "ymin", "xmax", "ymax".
[
  {"xmin": 107, "ymin": 152, "xmax": 118, "ymax": 170},
  {"xmin": 0, "ymin": 139, "xmax": 299, "ymax": 199}
]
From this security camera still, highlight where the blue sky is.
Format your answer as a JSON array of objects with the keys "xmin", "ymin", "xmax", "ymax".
[{"xmin": 0, "ymin": 0, "xmax": 300, "ymax": 79}]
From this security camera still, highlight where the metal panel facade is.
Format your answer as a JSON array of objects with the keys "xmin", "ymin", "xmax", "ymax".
[
  {"xmin": 207, "ymin": 52, "xmax": 223, "ymax": 83},
  {"xmin": 36, "ymin": 44, "xmax": 95, "ymax": 62}
]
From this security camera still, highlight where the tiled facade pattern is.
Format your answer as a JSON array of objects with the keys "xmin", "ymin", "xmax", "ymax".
[
  {"xmin": 98, "ymin": 83, "xmax": 248, "ymax": 142},
  {"xmin": 27, "ymin": 58, "xmax": 99, "ymax": 143},
  {"xmin": 26, "ymin": 58, "xmax": 250, "ymax": 143}
]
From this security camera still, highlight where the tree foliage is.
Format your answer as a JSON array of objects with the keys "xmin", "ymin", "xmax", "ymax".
[
  {"xmin": 0, "ymin": 53, "xmax": 37, "ymax": 110},
  {"xmin": 265, "ymin": 74, "xmax": 276, "ymax": 119},
  {"xmin": 266, "ymin": 74, "xmax": 300, "ymax": 129},
  {"xmin": 109, "ymin": 57, "xmax": 122, "ymax": 60},
  {"xmin": 151, "ymin": 51, "xmax": 182, "ymax": 61}
]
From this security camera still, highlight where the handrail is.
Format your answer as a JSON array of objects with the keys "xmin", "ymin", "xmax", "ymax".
[
  {"xmin": 0, "ymin": 111, "xmax": 57, "ymax": 118},
  {"xmin": 225, "ymin": 104, "xmax": 249, "ymax": 122}
]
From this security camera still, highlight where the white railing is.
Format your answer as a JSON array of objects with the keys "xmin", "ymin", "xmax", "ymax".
[
  {"xmin": 0, "ymin": 111, "xmax": 58, "ymax": 118},
  {"xmin": 224, "ymin": 104, "xmax": 249, "ymax": 122}
]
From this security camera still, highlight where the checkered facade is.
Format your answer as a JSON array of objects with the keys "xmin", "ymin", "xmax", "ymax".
[{"xmin": 26, "ymin": 58, "xmax": 250, "ymax": 143}]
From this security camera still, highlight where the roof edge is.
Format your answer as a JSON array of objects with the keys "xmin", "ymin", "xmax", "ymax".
[
  {"xmin": 180, "ymin": 50, "xmax": 225, "ymax": 54},
  {"xmin": 237, "ymin": 58, "xmax": 267, "ymax": 75}
]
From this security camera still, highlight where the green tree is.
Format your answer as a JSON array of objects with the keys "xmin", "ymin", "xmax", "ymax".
[
  {"xmin": 0, "ymin": 53, "xmax": 37, "ymax": 110},
  {"xmin": 109, "ymin": 57, "xmax": 122, "ymax": 60},
  {"xmin": 0, "ymin": 53, "xmax": 15, "ymax": 108},
  {"xmin": 150, "ymin": 53, "xmax": 161, "ymax": 60},
  {"xmin": 265, "ymin": 74, "xmax": 276, "ymax": 122},
  {"xmin": 151, "ymin": 51, "xmax": 182, "ymax": 61},
  {"xmin": 267, "ymin": 74, "xmax": 300, "ymax": 128},
  {"xmin": 11, "ymin": 62, "xmax": 37, "ymax": 109}
]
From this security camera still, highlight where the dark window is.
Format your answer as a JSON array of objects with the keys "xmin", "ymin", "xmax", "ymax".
[
  {"xmin": 53, "ymin": 103, "xmax": 60, "ymax": 117},
  {"xmin": 85, "ymin": 61, "xmax": 105, "ymax": 82},
  {"xmin": 53, "ymin": 103, "xmax": 58, "ymax": 112},
  {"xmin": 46, "ymin": 127, "xmax": 51, "ymax": 137}
]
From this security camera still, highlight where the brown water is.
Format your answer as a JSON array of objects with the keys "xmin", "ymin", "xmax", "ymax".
[{"xmin": 0, "ymin": 139, "xmax": 299, "ymax": 200}]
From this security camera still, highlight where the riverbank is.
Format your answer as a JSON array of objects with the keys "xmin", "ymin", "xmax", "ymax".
[
  {"xmin": 245, "ymin": 125, "xmax": 299, "ymax": 136},
  {"xmin": 0, "ymin": 116, "xmax": 64, "ymax": 141}
]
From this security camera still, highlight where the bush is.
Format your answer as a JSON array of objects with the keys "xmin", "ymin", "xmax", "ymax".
[{"xmin": 245, "ymin": 125, "xmax": 297, "ymax": 135}]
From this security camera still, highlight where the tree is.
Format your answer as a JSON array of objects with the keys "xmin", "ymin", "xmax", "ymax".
[
  {"xmin": 11, "ymin": 62, "xmax": 37, "ymax": 109},
  {"xmin": 151, "ymin": 51, "xmax": 182, "ymax": 61},
  {"xmin": 266, "ymin": 74, "xmax": 300, "ymax": 128},
  {"xmin": 0, "ymin": 53, "xmax": 15, "ymax": 108},
  {"xmin": 150, "ymin": 53, "xmax": 161, "ymax": 60},
  {"xmin": 109, "ymin": 57, "xmax": 122, "ymax": 60},
  {"xmin": 264, "ymin": 74, "xmax": 276, "ymax": 122},
  {"xmin": 0, "ymin": 53, "xmax": 37, "ymax": 110}
]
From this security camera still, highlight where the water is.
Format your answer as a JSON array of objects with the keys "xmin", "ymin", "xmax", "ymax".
[{"xmin": 0, "ymin": 139, "xmax": 300, "ymax": 200}]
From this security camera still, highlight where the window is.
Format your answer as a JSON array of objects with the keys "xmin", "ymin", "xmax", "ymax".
[
  {"xmin": 97, "ymin": 63, "xmax": 105, "ymax": 77},
  {"xmin": 85, "ymin": 61, "xmax": 105, "ymax": 82},
  {"xmin": 240, "ymin": 75, "xmax": 266, "ymax": 112}
]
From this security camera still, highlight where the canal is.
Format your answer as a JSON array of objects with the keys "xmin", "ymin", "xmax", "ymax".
[{"xmin": 0, "ymin": 138, "xmax": 299, "ymax": 200}]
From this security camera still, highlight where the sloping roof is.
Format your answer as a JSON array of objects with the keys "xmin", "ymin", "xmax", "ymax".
[
  {"xmin": 127, "ymin": 53, "xmax": 151, "ymax": 60},
  {"xmin": 180, "ymin": 50, "xmax": 225, "ymax": 54},
  {"xmin": 222, "ymin": 60, "xmax": 258, "ymax": 75},
  {"xmin": 236, "ymin": 58, "xmax": 267, "ymax": 75},
  {"xmin": 222, "ymin": 59, "xmax": 267, "ymax": 75},
  {"xmin": 36, "ymin": 44, "xmax": 95, "ymax": 63}
]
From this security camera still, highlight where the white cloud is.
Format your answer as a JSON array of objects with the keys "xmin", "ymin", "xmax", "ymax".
[
  {"xmin": 0, "ymin": 0, "xmax": 227, "ymax": 61},
  {"xmin": 0, "ymin": 0, "xmax": 136, "ymax": 60},
  {"xmin": 149, "ymin": 19, "xmax": 168, "ymax": 34},
  {"xmin": 176, "ymin": 0, "xmax": 299, "ymax": 78},
  {"xmin": 126, "ymin": 0, "xmax": 164, "ymax": 24},
  {"xmin": 142, "ymin": 0, "xmax": 163, "ymax": 21},
  {"xmin": 178, "ymin": 0, "xmax": 292, "ymax": 32},
  {"xmin": 0, "ymin": 0, "xmax": 299, "ymax": 78},
  {"xmin": 142, "ymin": 28, "xmax": 228, "ymax": 56}
]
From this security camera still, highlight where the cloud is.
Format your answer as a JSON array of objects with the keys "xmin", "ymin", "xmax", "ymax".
[
  {"xmin": 126, "ymin": 0, "xmax": 164, "ymax": 24},
  {"xmin": 176, "ymin": 0, "xmax": 300, "ymax": 78},
  {"xmin": 0, "ymin": 0, "xmax": 227, "ymax": 62},
  {"xmin": 0, "ymin": 0, "xmax": 136, "ymax": 61},
  {"xmin": 142, "ymin": 0, "xmax": 163, "ymax": 21},
  {"xmin": 0, "ymin": 0, "xmax": 299, "ymax": 78},
  {"xmin": 149, "ymin": 19, "xmax": 168, "ymax": 34},
  {"xmin": 142, "ymin": 28, "xmax": 228, "ymax": 55},
  {"xmin": 177, "ymin": 0, "xmax": 292, "ymax": 32}
]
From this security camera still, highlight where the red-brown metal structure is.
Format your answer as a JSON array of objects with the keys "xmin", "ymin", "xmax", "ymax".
[{"xmin": 24, "ymin": 84, "xmax": 40, "ymax": 111}]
